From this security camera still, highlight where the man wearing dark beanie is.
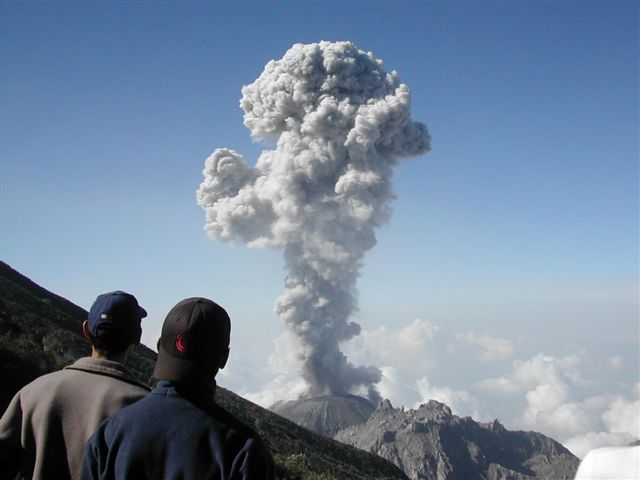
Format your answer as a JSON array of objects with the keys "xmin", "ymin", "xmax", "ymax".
[{"xmin": 82, "ymin": 297, "xmax": 275, "ymax": 480}]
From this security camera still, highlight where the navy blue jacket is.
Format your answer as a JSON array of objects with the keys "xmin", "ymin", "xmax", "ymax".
[{"xmin": 81, "ymin": 380, "xmax": 275, "ymax": 480}]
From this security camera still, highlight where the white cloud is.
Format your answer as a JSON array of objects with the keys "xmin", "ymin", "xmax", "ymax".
[
  {"xmin": 454, "ymin": 331, "xmax": 513, "ymax": 361},
  {"xmin": 477, "ymin": 354, "xmax": 640, "ymax": 457},
  {"xmin": 565, "ymin": 431, "xmax": 636, "ymax": 459},
  {"xmin": 243, "ymin": 375, "xmax": 308, "ymax": 409},
  {"xmin": 238, "ymin": 331, "xmax": 309, "ymax": 408},
  {"xmin": 345, "ymin": 319, "xmax": 452, "ymax": 409},
  {"xmin": 522, "ymin": 393, "xmax": 592, "ymax": 440},
  {"xmin": 375, "ymin": 366, "xmax": 421, "ymax": 408},
  {"xmin": 477, "ymin": 353, "xmax": 585, "ymax": 395},
  {"xmin": 231, "ymin": 320, "xmax": 440, "ymax": 409},
  {"xmin": 602, "ymin": 395, "xmax": 640, "ymax": 437},
  {"xmin": 225, "ymin": 318, "xmax": 639, "ymax": 462},
  {"xmin": 558, "ymin": 394, "xmax": 640, "ymax": 457},
  {"xmin": 415, "ymin": 377, "xmax": 482, "ymax": 420},
  {"xmin": 345, "ymin": 318, "xmax": 439, "ymax": 375},
  {"xmin": 609, "ymin": 355, "xmax": 624, "ymax": 370}
]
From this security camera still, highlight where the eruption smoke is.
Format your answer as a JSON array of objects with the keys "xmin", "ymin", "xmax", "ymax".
[{"xmin": 197, "ymin": 41, "xmax": 430, "ymax": 400}]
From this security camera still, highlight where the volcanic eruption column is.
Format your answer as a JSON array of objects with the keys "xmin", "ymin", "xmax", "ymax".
[{"xmin": 197, "ymin": 41, "xmax": 430, "ymax": 400}]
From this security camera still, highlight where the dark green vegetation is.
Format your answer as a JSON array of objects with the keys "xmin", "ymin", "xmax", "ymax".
[{"xmin": 0, "ymin": 261, "xmax": 407, "ymax": 480}]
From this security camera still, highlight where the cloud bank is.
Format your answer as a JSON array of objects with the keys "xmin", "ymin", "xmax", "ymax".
[{"xmin": 236, "ymin": 317, "xmax": 638, "ymax": 459}]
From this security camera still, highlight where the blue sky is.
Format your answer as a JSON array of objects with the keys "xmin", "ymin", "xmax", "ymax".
[{"xmin": 1, "ymin": 1, "xmax": 638, "ymax": 457}]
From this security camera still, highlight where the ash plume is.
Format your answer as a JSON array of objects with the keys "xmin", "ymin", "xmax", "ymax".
[{"xmin": 197, "ymin": 41, "xmax": 430, "ymax": 400}]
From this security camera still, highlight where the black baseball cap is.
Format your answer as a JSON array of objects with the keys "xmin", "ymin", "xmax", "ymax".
[
  {"xmin": 88, "ymin": 290, "xmax": 146, "ymax": 344},
  {"xmin": 154, "ymin": 297, "xmax": 231, "ymax": 383}
]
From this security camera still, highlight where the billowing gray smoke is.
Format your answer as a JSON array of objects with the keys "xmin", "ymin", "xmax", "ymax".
[{"xmin": 197, "ymin": 41, "xmax": 430, "ymax": 400}]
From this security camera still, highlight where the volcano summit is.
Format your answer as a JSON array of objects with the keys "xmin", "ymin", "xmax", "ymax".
[{"xmin": 271, "ymin": 394, "xmax": 376, "ymax": 437}]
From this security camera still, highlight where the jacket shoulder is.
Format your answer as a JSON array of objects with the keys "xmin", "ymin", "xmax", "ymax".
[{"xmin": 64, "ymin": 357, "xmax": 151, "ymax": 391}]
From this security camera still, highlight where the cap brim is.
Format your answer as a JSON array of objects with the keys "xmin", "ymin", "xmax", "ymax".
[{"xmin": 153, "ymin": 345, "xmax": 211, "ymax": 383}]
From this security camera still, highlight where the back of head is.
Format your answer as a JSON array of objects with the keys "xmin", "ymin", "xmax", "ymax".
[
  {"xmin": 154, "ymin": 297, "xmax": 231, "ymax": 385},
  {"xmin": 88, "ymin": 290, "xmax": 147, "ymax": 355}
]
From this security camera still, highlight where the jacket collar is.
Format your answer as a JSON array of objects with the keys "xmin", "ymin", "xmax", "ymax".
[
  {"xmin": 65, "ymin": 356, "xmax": 150, "ymax": 390},
  {"xmin": 153, "ymin": 379, "xmax": 217, "ymax": 404}
]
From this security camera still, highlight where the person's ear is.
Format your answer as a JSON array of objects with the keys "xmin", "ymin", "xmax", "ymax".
[
  {"xmin": 82, "ymin": 321, "xmax": 92, "ymax": 341},
  {"xmin": 218, "ymin": 347, "xmax": 230, "ymax": 370}
]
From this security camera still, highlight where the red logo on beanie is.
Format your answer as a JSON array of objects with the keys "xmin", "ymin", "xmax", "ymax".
[{"xmin": 175, "ymin": 332, "xmax": 190, "ymax": 353}]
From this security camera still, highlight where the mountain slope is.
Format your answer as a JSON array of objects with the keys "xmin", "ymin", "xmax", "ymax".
[{"xmin": 0, "ymin": 261, "xmax": 407, "ymax": 480}]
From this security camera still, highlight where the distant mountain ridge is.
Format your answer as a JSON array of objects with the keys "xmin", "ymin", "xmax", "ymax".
[
  {"xmin": 335, "ymin": 399, "xmax": 579, "ymax": 480},
  {"xmin": 0, "ymin": 260, "xmax": 407, "ymax": 480}
]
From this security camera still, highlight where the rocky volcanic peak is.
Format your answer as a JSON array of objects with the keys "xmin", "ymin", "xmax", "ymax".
[
  {"xmin": 335, "ymin": 399, "xmax": 579, "ymax": 480},
  {"xmin": 271, "ymin": 394, "xmax": 376, "ymax": 437}
]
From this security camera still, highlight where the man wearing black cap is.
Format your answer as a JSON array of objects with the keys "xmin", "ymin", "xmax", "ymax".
[
  {"xmin": 0, "ymin": 291, "xmax": 149, "ymax": 480},
  {"xmin": 82, "ymin": 297, "xmax": 275, "ymax": 480}
]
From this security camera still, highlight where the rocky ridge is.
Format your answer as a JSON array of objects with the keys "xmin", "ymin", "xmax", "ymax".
[{"xmin": 335, "ymin": 399, "xmax": 580, "ymax": 480}]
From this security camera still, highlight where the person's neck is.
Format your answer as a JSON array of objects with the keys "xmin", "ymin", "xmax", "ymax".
[
  {"xmin": 91, "ymin": 347, "xmax": 127, "ymax": 364},
  {"xmin": 172, "ymin": 378, "xmax": 217, "ymax": 403},
  {"xmin": 169, "ymin": 374, "xmax": 217, "ymax": 394}
]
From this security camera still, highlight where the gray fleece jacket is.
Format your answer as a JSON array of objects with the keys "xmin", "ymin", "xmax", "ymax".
[{"xmin": 0, "ymin": 357, "xmax": 149, "ymax": 480}]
